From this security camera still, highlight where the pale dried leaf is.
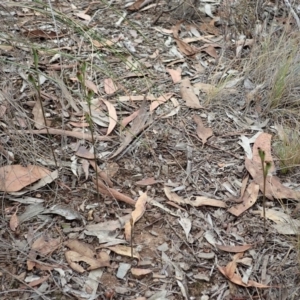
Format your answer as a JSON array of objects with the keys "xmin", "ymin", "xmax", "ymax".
[
  {"xmin": 27, "ymin": 169, "xmax": 58, "ymax": 191},
  {"xmin": 32, "ymin": 236, "xmax": 61, "ymax": 255},
  {"xmin": 85, "ymin": 214, "xmax": 131, "ymax": 232},
  {"xmin": 104, "ymin": 78, "xmax": 117, "ymax": 94},
  {"xmin": 32, "ymin": 101, "xmax": 45, "ymax": 129},
  {"xmin": 150, "ymin": 93, "xmax": 173, "ymax": 112},
  {"xmin": 135, "ymin": 177, "xmax": 158, "ymax": 186},
  {"xmin": 10, "ymin": 209, "xmax": 19, "ymax": 231},
  {"xmin": 82, "ymin": 159, "xmax": 90, "ymax": 180},
  {"xmin": 238, "ymin": 135, "xmax": 253, "ymax": 159},
  {"xmin": 131, "ymin": 268, "xmax": 152, "ymax": 278},
  {"xmin": 180, "ymin": 79, "xmax": 203, "ymax": 109},
  {"xmin": 65, "ymin": 250, "xmax": 109, "ymax": 273},
  {"xmin": 43, "ymin": 204, "xmax": 81, "ymax": 220},
  {"xmin": 125, "ymin": 192, "xmax": 147, "ymax": 241},
  {"xmin": 252, "ymin": 132, "xmax": 275, "ymax": 172},
  {"xmin": 27, "ymin": 275, "xmax": 50, "ymax": 287},
  {"xmin": 85, "ymin": 80, "xmax": 98, "ymax": 94},
  {"xmin": 193, "ymin": 115, "xmax": 213, "ymax": 145},
  {"xmin": 202, "ymin": 45, "xmax": 218, "ymax": 58},
  {"xmin": 245, "ymin": 158, "xmax": 300, "ymax": 200},
  {"xmin": 121, "ymin": 109, "xmax": 140, "ymax": 128},
  {"xmin": 108, "ymin": 245, "xmax": 140, "ymax": 260},
  {"xmin": 166, "ymin": 68, "xmax": 181, "ymax": 83},
  {"xmin": 84, "ymin": 269, "xmax": 103, "ymax": 295},
  {"xmin": 228, "ymin": 182, "xmax": 259, "ymax": 216},
  {"xmin": 193, "ymin": 82, "xmax": 215, "ymax": 94},
  {"xmin": 254, "ymin": 208, "xmax": 300, "ymax": 235},
  {"xmin": 102, "ymin": 99, "xmax": 117, "ymax": 135},
  {"xmin": 65, "ymin": 239, "xmax": 95, "ymax": 258},
  {"xmin": 218, "ymin": 265, "xmax": 270, "ymax": 288},
  {"xmin": 0, "ymin": 165, "xmax": 51, "ymax": 192},
  {"xmin": 76, "ymin": 12, "xmax": 91, "ymax": 21},
  {"xmin": 194, "ymin": 197, "xmax": 226, "ymax": 207},
  {"xmin": 164, "ymin": 186, "xmax": 185, "ymax": 203},
  {"xmin": 164, "ymin": 186, "xmax": 225, "ymax": 208},
  {"xmin": 178, "ymin": 217, "xmax": 191, "ymax": 240},
  {"xmin": 75, "ymin": 146, "xmax": 95, "ymax": 159}
]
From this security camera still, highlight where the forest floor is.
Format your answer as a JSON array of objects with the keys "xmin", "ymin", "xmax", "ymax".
[{"xmin": 1, "ymin": 0, "xmax": 300, "ymax": 299}]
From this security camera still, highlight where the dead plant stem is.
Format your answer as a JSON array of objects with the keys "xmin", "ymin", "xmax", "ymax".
[{"xmin": 31, "ymin": 49, "xmax": 58, "ymax": 167}]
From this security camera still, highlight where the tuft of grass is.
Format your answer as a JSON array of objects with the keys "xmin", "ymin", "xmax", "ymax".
[
  {"xmin": 244, "ymin": 30, "xmax": 300, "ymax": 117},
  {"xmin": 273, "ymin": 124, "xmax": 300, "ymax": 174}
]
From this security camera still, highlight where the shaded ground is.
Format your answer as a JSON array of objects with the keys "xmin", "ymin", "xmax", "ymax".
[{"xmin": 1, "ymin": 0, "xmax": 300, "ymax": 299}]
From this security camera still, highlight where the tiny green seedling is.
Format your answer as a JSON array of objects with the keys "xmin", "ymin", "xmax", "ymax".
[{"xmin": 258, "ymin": 147, "xmax": 272, "ymax": 243}]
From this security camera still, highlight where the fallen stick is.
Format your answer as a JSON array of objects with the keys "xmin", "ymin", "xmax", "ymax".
[
  {"xmin": 16, "ymin": 128, "xmax": 112, "ymax": 142},
  {"xmin": 93, "ymin": 178, "xmax": 136, "ymax": 206}
]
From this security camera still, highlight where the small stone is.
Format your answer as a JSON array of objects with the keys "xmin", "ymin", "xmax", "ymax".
[
  {"xmin": 157, "ymin": 242, "xmax": 169, "ymax": 252},
  {"xmin": 116, "ymin": 263, "xmax": 131, "ymax": 279},
  {"xmin": 198, "ymin": 252, "xmax": 215, "ymax": 259}
]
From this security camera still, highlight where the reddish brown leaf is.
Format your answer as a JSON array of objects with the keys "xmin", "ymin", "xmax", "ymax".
[
  {"xmin": 32, "ymin": 101, "xmax": 46, "ymax": 129},
  {"xmin": 121, "ymin": 109, "xmax": 140, "ymax": 128},
  {"xmin": 127, "ymin": 0, "xmax": 146, "ymax": 11},
  {"xmin": 216, "ymin": 244, "xmax": 253, "ymax": 253},
  {"xmin": 131, "ymin": 268, "xmax": 152, "ymax": 278},
  {"xmin": 225, "ymin": 252, "xmax": 243, "ymax": 279},
  {"xmin": 252, "ymin": 133, "xmax": 275, "ymax": 173},
  {"xmin": 23, "ymin": 29, "xmax": 63, "ymax": 39},
  {"xmin": 75, "ymin": 146, "xmax": 95, "ymax": 159},
  {"xmin": 125, "ymin": 192, "xmax": 148, "ymax": 241},
  {"xmin": 102, "ymin": 99, "xmax": 117, "ymax": 135},
  {"xmin": 135, "ymin": 177, "xmax": 158, "ymax": 186},
  {"xmin": 164, "ymin": 186, "xmax": 225, "ymax": 208},
  {"xmin": 85, "ymin": 80, "xmax": 98, "ymax": 94},
  {"xmin": 31, "ymin": 236, "xmax": 61, "ymax": 256},
  {"xmin": 10, "ymin": 208, "xmax": 19, "ymax": 231},
  {"xmin": 27, "ymin": 275, "xmax": 50, "ymax": 287},
  {"xmin": 199, "ymin": 22, "xmax": 219, "ymax": 35},
  {"xmin": 65, "ymin": 250, "xmax": 110, "ymax": 273},
  {"xmin": 193, "ymin": 115, "xmax": 213, "ymax": 145},
  {"xmin": 201, "ymin": 45, "xmax": 218, "ymax": 58},
  {"xmin": 65, "ymin": 239, "xmax": 95, "ymax": 258},
  {"xmin": 245, "ymin": 158, "xmax": 300, "ymax": 200},
  {"xmin": 192, "ymin": 197, "xmax": 226, "ymax": 208},
  {"xmin": 166, "ymin": 68, "xmax": 182, "ymax": 83},
  {"xmin": 218, "ymin": 265, "xmax": 270, "ymax": 288},
  {"xmin": 92, "ymin": 39, "xmax": 117, "ymax": 48},
  {"xmin": 150, "ymin": 93, "xmax": 173, "ymax": 112},
  {"xmin": 228, "ymin": 182, "xmax": 259, "ymax": 216},
  {"xmin": 0, "ymin": 165, "xmax": 51, "ymax": 192},
  {"xmin": 76, "ymin": 12, "xmax": 91, "ymax": 21},
  {"xmin": 164, "ymin": 186, "xmax": 185, "ymax": 203},
  {"xmin": 174, "ymin": 37, "xmax": 198, "ymax": 56},
  {"xmin": 104, "ymin": 78, "xmax": 117, "ymax": 95},
  {"xmin": 108, "ymin": 245, "xmax": 140, "ymax": 260},
  {"xmin": 180, "ymin": 79, "xmax": 203, "ymax": 109}
]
